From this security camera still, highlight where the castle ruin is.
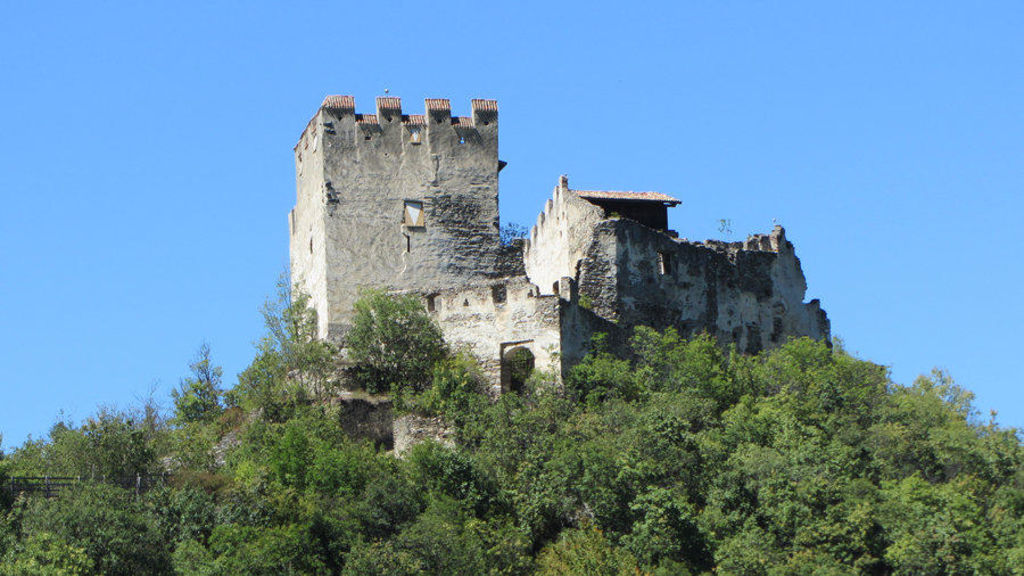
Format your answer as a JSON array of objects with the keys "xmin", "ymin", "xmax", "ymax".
[{"xmin": 290, "ymin": 96, "xmax": 830, "ymax": 393}]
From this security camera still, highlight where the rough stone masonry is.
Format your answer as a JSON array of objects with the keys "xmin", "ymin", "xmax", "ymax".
[{"xmin": 290, "ymin": 96, "xmax": 830, "ymax": 393}]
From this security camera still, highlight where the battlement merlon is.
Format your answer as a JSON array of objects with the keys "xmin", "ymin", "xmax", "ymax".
[{"xmin": 296, "ymin": 96, "xmax": 498, "ymax": 150}]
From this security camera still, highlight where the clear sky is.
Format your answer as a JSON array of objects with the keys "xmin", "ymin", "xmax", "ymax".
[{"xmin": 1, "ymin": 1, "xmax": 1022, "ymax": 448}]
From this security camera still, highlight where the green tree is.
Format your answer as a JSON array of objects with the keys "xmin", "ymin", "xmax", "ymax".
[
  {"xmin": 536, "ymin": 524, "xmax": 642, "ymax": 576},
  {"xmin": 0, "ymin": 532, "xmax": 95, "ymax": 576},
  {"xmin": 566, "ymin": 333, "xmax": 646, "ymax": 405},
  {"xmin": 18, "ymin": 483, "xmax": 172, "ymax": 576},
  {"xmin": 234, "ymin": 278, "xmax": 337, "ymax": 420},
  {"xmin": 0, "ymin": 441, "xmax": 10, "ymax": 513},
  {"xmin": 172, "ymin": 343, "xmax": 224, "ymax": 424},
  {"xmin": 346, "ymin": 289, "xmax": 448, "ymax": 394},
  {"xmin": 412, "ymin": 352, "xmax": 488, "ymax": 422}
]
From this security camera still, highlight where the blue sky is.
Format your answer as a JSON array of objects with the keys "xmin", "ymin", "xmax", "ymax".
[{"xmin": 1, "ymin": 1, "xmax": 1022, "ymax": 448}]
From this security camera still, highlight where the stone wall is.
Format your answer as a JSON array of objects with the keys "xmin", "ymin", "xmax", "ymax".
[
  {"xmin": 523, "ymin": 175, "xmax": 605, "ymax": 297},
  {"xmin": 332, "ymin": 393, "xmax": 394, "ymax": 449},
  {"xmin": 290, "ymin": 114, "xmax": 330, "ymax": 336},
  {"xmin": 393, "ymin": 414, "xmax": 453, "ymax": 456},
  {"xmin": 571, "ymin": 219, "xmax": 830, "ymax": 355},
  {"xmin": 425, "ymin": 277, "xmax": 562, "ymax": 393},
  {"xmin": 292, "ymin": 96, "xmax": 502, "ymax": 340}
]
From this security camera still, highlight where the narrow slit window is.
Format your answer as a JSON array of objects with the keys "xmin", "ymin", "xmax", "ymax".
[
  {"xmin": 657, "ymin": 251, "xmax": 672, "ymax": 276},
  {"xmin": 403, "ymin": 200, "xmax": 424, "ymax": 227},
  {"xmin": 403, "ymin": 233, "xmax": 411, "ymax": 253}
]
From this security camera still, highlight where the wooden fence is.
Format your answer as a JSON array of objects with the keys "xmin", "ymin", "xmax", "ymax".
[{"xmin": 6, "ymin": 473, "xmax": 172, "ymax": 498}]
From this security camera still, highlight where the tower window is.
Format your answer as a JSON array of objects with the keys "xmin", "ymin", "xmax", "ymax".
[
  {"xmin": 403, "ymin": 200, "xmax": 424, "ymax": 227},
  {"xmin": 657, "ymin": 251, "xmax": 672, "ymax": 276},
  {"xmin": 409, "ymin": 129, "xmax": 422, "ymax": 144}
]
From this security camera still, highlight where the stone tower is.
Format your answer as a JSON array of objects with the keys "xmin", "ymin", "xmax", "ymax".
[{"xmin": 289, "ymin": 96, "xmax": 502, "ymax": 340}]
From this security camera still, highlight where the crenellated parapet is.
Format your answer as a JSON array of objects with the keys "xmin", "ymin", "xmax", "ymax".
[
  {"xmin": 523, "ymin": 175, "xmax": 617, "ymax": 296},
  {"xmin": 297, "ymin": 95, "xmax": 498, "ymax": 152}
]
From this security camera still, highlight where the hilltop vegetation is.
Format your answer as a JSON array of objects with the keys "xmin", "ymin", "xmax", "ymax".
[{"xmin": 1, "ymin": 288, "xmax": 1022, "ymax": 575}]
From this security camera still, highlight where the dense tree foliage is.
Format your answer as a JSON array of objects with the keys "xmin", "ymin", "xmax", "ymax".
[
  {"xmin": 2, "ymin": 290, "xmax": 1022, "ymax": 575},
  {"xmin": 346, "ymin": 288, "xmax": 448, "ymax": 395}
]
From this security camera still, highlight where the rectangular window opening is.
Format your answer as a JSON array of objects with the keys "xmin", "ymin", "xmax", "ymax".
[
  {"xmin": 491, "ymin": 284, "xmax": 507, "ymax": 304},
  {"xmin": 404, "ymin": 200, "xmax": 425, "ymax": 227}
]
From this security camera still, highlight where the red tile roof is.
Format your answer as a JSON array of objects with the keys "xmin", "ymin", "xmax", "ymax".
[
  {"xmin": 376, "ymin": 96, "xmax": 402, "ymax": 110},
  {"xmin": 403, "ymin": 114, "xmax": 426, "ymax": 125},
  {"xmin": 452, "ymin": 116, "xmax": 475, "ymax": 128},
  {"xmin": 355, "ymin": 114, "xmax": 378, "ymax": 125},
  {"xmin": 574, "ymin": 189, "xmax": 681, "ymax": 205},
  {"xmin": 322, "ymin": 95, "xmax": 355, "ymax": 110},
  {"xmin": 471, "ymin": 99, "xmax": 498, "ymax": 112},
  {"xmin": 425, "ymin": 98, "xmax": 451, "ymax": 112}
]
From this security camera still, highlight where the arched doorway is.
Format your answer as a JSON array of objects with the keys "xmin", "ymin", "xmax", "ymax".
[{"xmin": 501, "ymin": 346, "xmax": 535, "ymax": 394}]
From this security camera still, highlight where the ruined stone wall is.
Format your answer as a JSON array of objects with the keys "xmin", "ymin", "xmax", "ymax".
[
  {"xmin": 292, "ymin": 96, "xmax": 502, "ymax": 340},
  {"xmin": 425, "ymin": 277, "xmax": 562, "ymax": 393},
  {"xmin": 523, "ymin": 176, "xmax": 605, "ymax": 296},
  {"xmin": 574, "ymin": 221, "xmax": 829, "ymax": 354}
]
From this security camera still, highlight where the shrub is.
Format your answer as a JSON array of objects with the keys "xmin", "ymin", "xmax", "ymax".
[{"xmin": 346, "ymin": 289, "xmax": 448, "ymax": 394}]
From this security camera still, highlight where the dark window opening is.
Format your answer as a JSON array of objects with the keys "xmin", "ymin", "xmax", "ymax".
[
  {"xmin": 501, "ymin": 346, "xmax": 535, "ymax": 394},
  {"xmin": 552, "ymin": 281, "xmax": 560, "ymax": 295},
  {"xmin": 404, "ymin": 233, "xmax": 411, "ymax": 253},
  {"xmin": 491, "ymin": 284, "xmax": 507, "ymax": 304},
  {"xmin": 426, "ymin": 294, "xmax": 436, "ymax": 312}
]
